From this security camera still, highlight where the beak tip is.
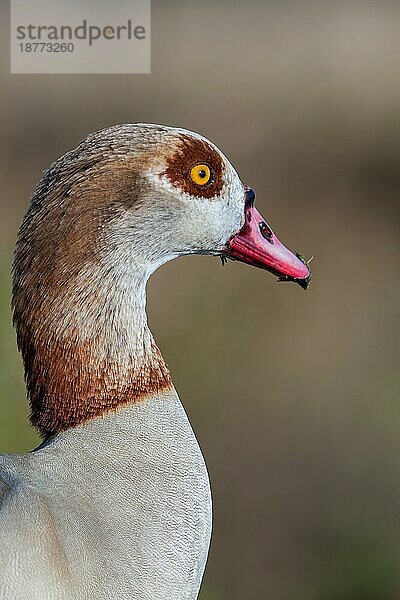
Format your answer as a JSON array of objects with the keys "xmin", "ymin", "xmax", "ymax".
[
  {"xmin": 298, "ymin": 274, "xmax": 312, "ymax": 290},
  {"xmin": 294, "ymin": 253, "xmax": 312, "ymax": 289}
]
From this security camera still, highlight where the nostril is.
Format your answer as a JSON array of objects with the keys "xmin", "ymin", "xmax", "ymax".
[
  {"xmin": 259, "ymin": 221, "xmax": 273, "ymax": 242},
  {"xmin": 244, "ymin": 187, "xmax": 255, "ymax": 207}
]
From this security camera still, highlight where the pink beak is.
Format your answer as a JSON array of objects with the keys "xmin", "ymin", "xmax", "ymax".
[{"xmin": 223, "ymin": 188, "xmax": 312, "ymax": 289}]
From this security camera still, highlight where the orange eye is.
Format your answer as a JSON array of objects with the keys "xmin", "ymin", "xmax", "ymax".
[{"xmin": 189, "ymin": 164, "xmax": 212, "ymax": 186}]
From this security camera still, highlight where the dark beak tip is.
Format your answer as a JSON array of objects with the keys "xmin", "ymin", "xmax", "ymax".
[
  {"xmin": 297, "ymin": 276, "xmax": 311, "ymax": 290},
  {"xmin": 294, "ymin": 252, "xmax": 312, "ymax": 290}
]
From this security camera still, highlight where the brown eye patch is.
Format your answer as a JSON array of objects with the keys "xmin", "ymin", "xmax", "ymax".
[{"xmin": 162, "ymin": 134, "xmax": 224, "ymax": 199}]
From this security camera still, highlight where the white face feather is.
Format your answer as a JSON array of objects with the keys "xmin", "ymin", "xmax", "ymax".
[
  {"xmin": 151, "ymin": 157, "xmax": 245, "ymax": 255},
  {"xmin": 105, "ymin": 126, "xmax": 246, "ymax": 274}
]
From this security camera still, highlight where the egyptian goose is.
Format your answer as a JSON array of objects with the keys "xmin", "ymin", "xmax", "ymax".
[{"xmin": 0, "ymin": 124, "xmax": 310, "ymax": 600}]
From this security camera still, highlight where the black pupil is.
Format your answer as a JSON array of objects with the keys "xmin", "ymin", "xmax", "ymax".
[{"xmin": 198, "ymin": 169, "xmax": 207, "ymax": 178}]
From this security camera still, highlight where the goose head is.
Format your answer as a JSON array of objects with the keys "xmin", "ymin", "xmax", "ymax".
[
  {"xmin": 130, "ymin": 125, "xmax": 310, "ymax": 285},
  {"xmin": 96, "ymin": 124, "xmax": 311, "ymax": 285},
  {"xmin": 13, "ymin": 123, "xmax": 311, "ymax": 437},
  {"xmin": 17, "ymin": 124, "xmax": 311, "ymax": 288}
]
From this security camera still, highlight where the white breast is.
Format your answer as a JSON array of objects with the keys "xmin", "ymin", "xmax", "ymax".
[{"xmin": 0, "ymin": 390, "xmax": 212, "ymax": 600}]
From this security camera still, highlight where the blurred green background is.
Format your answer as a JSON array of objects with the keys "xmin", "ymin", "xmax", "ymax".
[{"xmin": 1, "ymin": 1, "xmax": 400, "ymax": 598}]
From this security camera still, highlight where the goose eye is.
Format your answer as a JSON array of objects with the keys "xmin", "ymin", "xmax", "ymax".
[{"xmin": 189, "ymin": 164, "xmax": 213, "ymax": 186}]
